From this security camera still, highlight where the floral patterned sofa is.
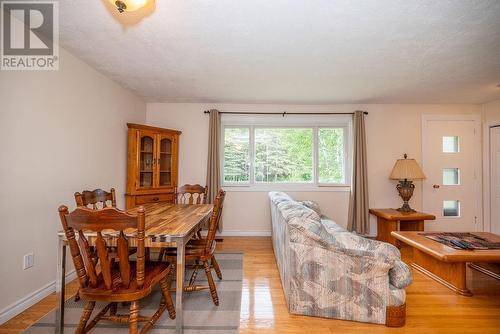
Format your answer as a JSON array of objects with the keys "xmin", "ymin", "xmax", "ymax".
[{"xmin": 268, "ymin": 191, "xmax": 412, "ymax": 326}]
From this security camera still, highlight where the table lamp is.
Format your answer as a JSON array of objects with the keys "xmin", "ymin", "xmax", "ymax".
[{"xmin": 389, "ymin": 154, "xmax": 426, "ymax": 212}]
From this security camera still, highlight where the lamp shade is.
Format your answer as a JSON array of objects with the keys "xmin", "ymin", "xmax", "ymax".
[{"xmin": 389, "ymin": 157, "xmax": 426, "ymax": 180}]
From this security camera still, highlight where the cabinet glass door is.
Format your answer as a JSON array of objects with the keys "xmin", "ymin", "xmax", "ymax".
[
  {"xmin": 158, "ymin": 136, "xmax": 172, "ymax": 186},
  {"xmin": 139, "ymin": 134, "xmax": 155, "ymax": 188}
]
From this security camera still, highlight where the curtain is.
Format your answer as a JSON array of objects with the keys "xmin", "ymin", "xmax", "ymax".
[
  {"xmin": 347, "ymin": 110, "xmax": 369, "ymax": 234},
  {"xmin": 206, "ymin": 109, "xmax": 222, "ymax": 231}
]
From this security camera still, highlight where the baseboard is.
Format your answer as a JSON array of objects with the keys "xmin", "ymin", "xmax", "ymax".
[
  {"xmin": 217, "ymin": 230, "xmax": 272, "ymax": 237},
  {"xmin": 0, "ymin": 269, "xmax": 76, "ymax": 325}
]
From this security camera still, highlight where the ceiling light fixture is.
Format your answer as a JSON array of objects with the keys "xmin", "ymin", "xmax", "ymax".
[{"xmin": 109, "ymin": 0, "xmax": 149, "ymax": 13}]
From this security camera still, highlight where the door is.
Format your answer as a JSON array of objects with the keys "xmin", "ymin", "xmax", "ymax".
[
  {"xmin": 157, "ymin": 134, "xmax": 174, "ymax": 187},
  {"xmin": 422, "ymin": 115, "xmax": 481, "ymax": 232},
  {"xmin": 490, "ymin": 126, "xmax": 500, "ymax": 234},
  {"xmin": 136, "ymin": 130, "xmax": 157, "ymax": 189}
]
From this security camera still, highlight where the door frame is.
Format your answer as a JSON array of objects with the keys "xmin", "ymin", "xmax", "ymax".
[
  {"xmin": 483, "ymin": 121, "xmax": 500, "ymax": 233},
  {"xmin": 421, "ymin": 114, "xmax": 482, "ymax": 231}
]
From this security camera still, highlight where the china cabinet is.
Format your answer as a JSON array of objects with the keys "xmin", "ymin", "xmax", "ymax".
[{"xmin": 125, "ymin": 123, "xmax": 181, "ymax": 209}]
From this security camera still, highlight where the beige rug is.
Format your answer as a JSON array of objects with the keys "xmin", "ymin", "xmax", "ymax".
[{"xmin": 24, "ymin": 252, "xmax": 243, "ymax": 334}]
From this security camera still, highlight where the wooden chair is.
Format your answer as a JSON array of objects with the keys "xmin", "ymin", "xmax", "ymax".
[
  {"xmin": 74, "ymin": 188, "xmax": 116, "ymax": 209},
  {"xmin": 73, "ymin": 188, "xmax": 132, "ymax": 302},
  {"xmin": 174, "ymin": 184, "xmax": 208, "ymax": 205},
  {"xmin": 175, "ymin": 184, "xmax": 208, "ymax": 240},
  {"xmin": 58, "ymin": 205, "xmax": 175, "ymax": 334},
  {"xmin": 163, "ymin": 189, "xmax": 226, "ymax": 306}
]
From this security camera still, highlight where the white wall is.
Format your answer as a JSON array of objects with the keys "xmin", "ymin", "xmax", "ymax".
[
  {"xmin": 146, "ymin": 103, "xmax": 481, "ymax": 235},
  {"xmin": 482, "ymin": 99, "xmax": 500, "ymax": 232},
  {"xmin": 0, "ymin": 47, "xmax": 146, "ymax": 317},
  {"xmin": 483, "ymin": 99, "xmax": 500, "ymax": 124}
]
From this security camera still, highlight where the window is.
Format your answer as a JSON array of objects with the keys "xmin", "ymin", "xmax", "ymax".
[
  {"xmin": 221, "ymin": 114, "xmax": 351, "ymax": 188},
  {"xmin": 223, "ymin": 128, "xmax": 250, "ymax": 183},
  {"xmin": 443, "ymin": 200, "xmax": 460, "ymax": 217},
  {"xmin": 255, "ymin": 128, "xmax": 313, "ymax": 183},
  {"xmin": 442, "ymin": 136, "xmax": 459, "ymax": 153},
  {"xmin": 442, "ymin": 168, "xmax": 460, "ymax": 185}
]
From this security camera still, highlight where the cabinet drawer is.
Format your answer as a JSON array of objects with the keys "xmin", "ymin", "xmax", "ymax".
[{"xmin": 135, "ymin": 194, "xmax": 173, "ymax": 205}]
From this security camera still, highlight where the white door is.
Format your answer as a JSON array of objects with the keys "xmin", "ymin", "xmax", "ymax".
[
  {"xmin": 490, "ymin": 126, "xmax": 500, "ymax": 234},
  {"xmin": 422, "ymin": 115, "xmax": 481, "ymax": 232}
]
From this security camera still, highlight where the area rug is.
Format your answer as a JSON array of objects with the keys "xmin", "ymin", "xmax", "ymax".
[{"xmin": 24, "ymin": 252, "xmax": 243, "ymax": 334}]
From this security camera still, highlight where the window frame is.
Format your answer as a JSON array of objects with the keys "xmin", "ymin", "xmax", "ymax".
[{"xmin": 220, "ymin": 114, "xmax": 352, "ymax": 190}]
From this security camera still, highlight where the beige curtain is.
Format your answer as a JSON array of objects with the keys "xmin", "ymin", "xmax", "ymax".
[
  {"xmin": 206, "ymin": 109, "xmax": 222, "ymax": 231},
  {"xmin": 347, "ymin": 110, "xmax": 369, "ymax": 234}
]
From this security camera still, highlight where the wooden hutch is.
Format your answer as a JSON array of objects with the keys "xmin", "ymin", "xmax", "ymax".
[{"xmin": 125, "ymin": 123, "xmax": 181, "ymax": 209}]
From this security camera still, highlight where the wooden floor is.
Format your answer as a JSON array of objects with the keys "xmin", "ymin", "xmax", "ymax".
[{"xmin": 1, "ymin": 237, "xmax": 499, "ymax": 333}]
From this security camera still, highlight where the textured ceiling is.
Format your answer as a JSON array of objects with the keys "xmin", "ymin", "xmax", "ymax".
[{"xmin": 58, "ymin": 0, "xmax": 500, "ymax": 104}]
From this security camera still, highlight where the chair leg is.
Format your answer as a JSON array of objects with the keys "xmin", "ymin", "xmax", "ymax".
[
  {"xmin": 189, "ymin": 260, "xmax": 200, "ymax": 286},
  {"xmin": 159, "ymin": 276, "xmax": 176, "ymax": 319},
  {"xmin": 196, "ymin": 230, "xmax": 203, "ymax": 239},
  {"xmin": 76, "ymin": 301, "xmax": 95, "ymax": 334},
  {"xmin": 129, "ymin": 300, "xmax": 140, "ymax": 334},
  {"xmin": 211, "ymin": 256, "xmax": 222, "ymax": 280},
  {"xmin": 158, "ymin": 248, "xmax": 166, "ymax": 262},
  {"xmin": 110, "ymin": 302, "xmax": 118, "ymax": 315},
  {"xmin": 203, "ymin": 260, "xmax": 219, "ymax": 306},
  {"xmin": 74, "ymin": 290, "xmax": 81, "ymax": 302}
]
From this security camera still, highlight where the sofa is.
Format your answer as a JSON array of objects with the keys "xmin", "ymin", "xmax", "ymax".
[{"xmin": 268, "ymin": 191, "xmax": 412, "ymax": 326}]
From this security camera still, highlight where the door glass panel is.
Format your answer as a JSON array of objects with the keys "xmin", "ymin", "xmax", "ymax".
[
  {"xmin": 443, "ymin": 200, "xmax": 460, "ymax": 217},
  {"xmin": 442, "ymin": 136, "xmax": 459, "ymax": 153},
  {"xmin": 159, "ymin": 138, "xmax": 172, "ymax": 186},
  {"xmin": 139, "ymin": 136, "xmax": 154, "ymax": 187},
  {"xmin": 442, "ymin": 168, "xmax": 459, "ymax": 185}
]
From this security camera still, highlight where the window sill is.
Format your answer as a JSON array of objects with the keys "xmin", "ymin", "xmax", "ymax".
[{"xmin": 222, "ymin": 184, "xmax": 351, "ymax": 192}]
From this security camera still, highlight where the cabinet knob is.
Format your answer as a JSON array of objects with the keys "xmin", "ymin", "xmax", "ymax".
[
  {"xmin": 433, "ymin": 185, "xmax": 440, "ymax": 189},
  {"xmin": 152, "ymin": 197, "xmax": 159, "ymax": 201}
]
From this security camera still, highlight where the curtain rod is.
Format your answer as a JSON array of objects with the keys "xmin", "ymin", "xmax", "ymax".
[{"xmin": 203, "ymin": 110, "xmax": 368, "ymax": 115}]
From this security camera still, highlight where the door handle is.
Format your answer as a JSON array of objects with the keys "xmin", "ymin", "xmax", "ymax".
[{"xmin": 433, "ymin": 185, "xmax": 440, "ymax": 189}]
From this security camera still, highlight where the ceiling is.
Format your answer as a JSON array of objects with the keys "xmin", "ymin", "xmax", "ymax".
[{"xmin": 58, "ymin": 0, "xmax": 500, "ymax": 104}]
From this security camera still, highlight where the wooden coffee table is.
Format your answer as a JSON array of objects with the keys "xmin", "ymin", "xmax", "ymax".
[{"xmin": 392, "ymin": 231, "xmax": 500, "ymax": 296}]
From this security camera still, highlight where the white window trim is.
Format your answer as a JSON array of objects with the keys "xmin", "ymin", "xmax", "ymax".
[{"xmin": 220, "ymin": 113, "xmax": 352, "ymax": 190}]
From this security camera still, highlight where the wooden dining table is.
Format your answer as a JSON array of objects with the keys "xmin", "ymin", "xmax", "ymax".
[{"xmin": 55, "ymin": 202, "xmax": 214, "ymax": 334}]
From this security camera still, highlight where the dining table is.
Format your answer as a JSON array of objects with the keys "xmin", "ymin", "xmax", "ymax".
[{"xmin": 54, "ymin": 202, "xmax": 214, "ymax": 334}]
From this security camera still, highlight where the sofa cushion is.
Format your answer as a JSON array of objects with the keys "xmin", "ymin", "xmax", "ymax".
[
  {"xmin": 298, "ymin": 200, "xmax": 321, "ymax": 215},
  {"xmin": 321, "ymin": 218, "xmax": 349, "ymax": 233}
]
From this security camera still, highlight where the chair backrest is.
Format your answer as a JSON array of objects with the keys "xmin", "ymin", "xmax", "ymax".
[
  {"xmin": 175, "ymin": 184, "xmax": 208, "ymax": 205},
  {"xmin": 58, "ymin": 205, "xmax": 146, "ymax": 290},
  {"xmin": 74, "ymin": 188, "xmax": 116, "ymax": 209},
  {"xmin": 204, "ymin": 189, "xmax": 226, "ymax": 253}
]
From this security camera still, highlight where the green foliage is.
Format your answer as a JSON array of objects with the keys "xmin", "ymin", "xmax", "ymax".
[
  {"xmin": 223, "ymin": 127, "xmax": 345, "ymax": 184},
  {"xmin": 318, "ymin": 128, "xmax": 345, "ymax": 183},
  {"xmin": 255, "ymin": 128, "xmax": 312, "ymax": 182},
  {"xmin": 223, "ymin": 128, "xmax": 249, "ymax": 182}
]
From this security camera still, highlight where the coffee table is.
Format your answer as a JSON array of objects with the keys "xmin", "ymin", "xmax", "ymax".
[{"xmin": 391, "ymin": 231, "xmax": 500, "ymax": 296}]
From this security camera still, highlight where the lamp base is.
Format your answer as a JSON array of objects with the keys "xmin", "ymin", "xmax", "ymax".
[
  {"xmin": 396, "ymin": 180, "xmax": 416, "ymax": 213},
  {"xmin": 397, "ymin": 202, "xmax": 416, "ymax": 213}
]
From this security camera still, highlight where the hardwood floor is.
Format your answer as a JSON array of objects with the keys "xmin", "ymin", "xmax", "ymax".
[{"xmin": 1, "ymin": 237, "xmax": 499, "ymax": 333}]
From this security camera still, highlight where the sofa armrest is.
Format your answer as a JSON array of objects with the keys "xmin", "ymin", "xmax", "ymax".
[{"xmin": 389, "ymin": 260, "xmax": 412, "ymax": 288}]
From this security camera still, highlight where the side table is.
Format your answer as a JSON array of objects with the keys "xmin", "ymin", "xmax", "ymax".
[{"xmin": 369, "ymin": 208, "xmax": 436, "ymax": 246}]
